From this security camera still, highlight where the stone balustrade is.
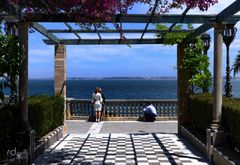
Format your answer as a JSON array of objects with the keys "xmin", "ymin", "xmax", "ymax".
[{"xmin": 66, "ymin": 99, "xmax": 178, "ymax": 120}]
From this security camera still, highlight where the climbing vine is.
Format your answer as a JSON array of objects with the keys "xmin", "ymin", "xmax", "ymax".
[{"xmin": 156, "ymin": 24, "xmax": 212, "ymax": 94}]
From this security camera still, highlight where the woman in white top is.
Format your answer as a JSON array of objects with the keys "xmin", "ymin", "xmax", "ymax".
[{"xmin": 92, "ymin": 87, "xmax": 103, "ymax": 122}]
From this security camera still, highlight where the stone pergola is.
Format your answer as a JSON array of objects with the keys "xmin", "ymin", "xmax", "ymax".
[{"xmin": 1, "ymin": 0, "xmax": 240, "ymax": 161}]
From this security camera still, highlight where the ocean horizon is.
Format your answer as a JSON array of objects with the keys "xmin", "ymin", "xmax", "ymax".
[{"xmin": 26, "ymin": 79, "xmax": 240, "ymax": 99}]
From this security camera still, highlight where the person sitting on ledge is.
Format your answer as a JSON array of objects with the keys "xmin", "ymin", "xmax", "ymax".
[{"xmin": 143, "ymin": 102, "xmax": 157, "ymax": 122}]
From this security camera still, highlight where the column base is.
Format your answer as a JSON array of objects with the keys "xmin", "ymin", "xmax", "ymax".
[{"xmin": 206, "ymin": 125, "xmax": 226, "ymax": 163}]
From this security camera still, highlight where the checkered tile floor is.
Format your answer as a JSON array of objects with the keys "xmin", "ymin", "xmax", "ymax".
[{"xmin": 35, "ymin": 133, "xmax": 210, "ymax": 165}]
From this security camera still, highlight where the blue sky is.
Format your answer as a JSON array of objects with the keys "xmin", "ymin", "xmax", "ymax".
[{"xmin": 28, "ymin": 0, "xmax": 240, "ymax": 79}]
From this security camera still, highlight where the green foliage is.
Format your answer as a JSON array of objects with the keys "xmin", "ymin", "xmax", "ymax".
[
  {"xmin": 0, "ymin": 32, "xmax": 20, "ymax": 101},
  {"xmin": 0, "ymin": 104, "xmax": 18, "ymax": 160},
  {"xmin": 156, "ymin": 24, "xmax": 188, "ymax": 45},
  {"xmin": 29, "ymin": 95, "xmax": 64, "ymax": 139},
  {"xmin": 189, "ymin": 94, "xmax": 240, "ymax": 153},
  {"xmin": 232, "ymin": 51, "xmax": 240, "ymax": 77},
  {"xmin": 222, "ymin": 98, "xmax": 240, "ymax": 152},
  {"xmin": 0, "ymin": 95, "xmax": 64, "ymax": 160},
  {"xmin": 184, "ymin": 37, "xmax": 212, "ymax": 93},
  {"xmin": 156, "ymin": 24, "xmax": 212, "ymax": 94},
  {"xmin": 189, "ymin": 94, "xmax": 213, "ymax": 133}
]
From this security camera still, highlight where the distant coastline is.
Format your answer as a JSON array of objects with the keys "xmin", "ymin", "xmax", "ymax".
[
  {"xmin": 29, "ymin": 77, "xmax": 177, "ymax": 80},
  {"xmin": 29, "ymin": 76, "xmax": 240, "ymax": 81}
]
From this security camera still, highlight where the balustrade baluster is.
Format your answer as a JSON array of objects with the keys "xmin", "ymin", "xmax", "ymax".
[
  {"xmin": 133, "ymin": 102, "xmax": 136, "ymax": 117},
  {"xmin": 130, "ymin": 103, "xmax": 132, "ymax": 117},
  {"xmin": 125, "ymin": 103, "xmax": 128, "ymax": 117},
  {"xmin": 167, "ymin": 102, "xmax": 170, "ymax": 116},
  {"xmin": 116, "ymin": 102, "xmax": 120, "ymax": 117},
  {"xmin": 69, "ymin": 101, "xmax": 72, "ymax": 117},
  {"xmin": 138, "ymin": 103, "xmax": 141, "ymax": 118},
  {"xmin": 86, "ymin": 101, "xmax": 89, "ymax": 116},
  {"xmin": 111, "ymin": 103, "xmax": 115, "ymax": 117},
  {"xmin": 105, "ymin": 102, "xmax": 109, "ymax": 117},
  {"xmin": 80, "ymin": 102, "xmax": 83, "ymax": 116},
  {"xmin": 168, "ymin": 102, "xmax": 172, "ymax": 116},
  {"xmin": 162, "ymin": 103, "xmax": 165, "ymax": 116},
  {"xmin": 119, "ymin": 103, "xmax": 122, "ymax": 117},
  {"xmin": 77, "ymin": 102, "xmax": 80, "ymax": 116}
]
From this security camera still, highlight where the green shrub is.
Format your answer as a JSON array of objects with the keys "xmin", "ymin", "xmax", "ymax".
[
  {"xmin": 189, "ymin": 94, "xmax": 240, "ymax": 152},
  {"xmin": 222, "ymin": 98, "xmax": 240, "ymax": 152},
  {"xmin": 29, "ymin": 95, "xmax": 64, "ymax": 139},
  {"xmin": 189, "ymin": 94, "xmax": 213, "ymax": 133},
  {"xmin": 0, "ymin": 105, "xmax": 18, "ymax": 160},
  {"xmin": 0, "ymin": 95, "xmax": 64, "ymax": 160}
]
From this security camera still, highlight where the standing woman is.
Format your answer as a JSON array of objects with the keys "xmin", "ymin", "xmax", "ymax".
[{"xmin": 92, "ymin": 87, "xmax": 103, "ymax": 122}]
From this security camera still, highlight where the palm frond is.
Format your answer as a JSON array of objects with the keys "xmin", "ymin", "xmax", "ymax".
[{"xmin": 232, "ymin": 51, "xmax": 240, "ymax": 77}]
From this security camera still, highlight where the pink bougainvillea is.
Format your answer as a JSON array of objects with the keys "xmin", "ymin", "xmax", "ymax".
[{"xmin": 8, "ymin": 0, "xmax": 218, "ymax": 22}]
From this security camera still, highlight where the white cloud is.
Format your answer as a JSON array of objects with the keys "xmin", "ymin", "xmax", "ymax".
[
  {"xmin": 29, "ymin": 48, "xmax": 54, "ymax": 63},
  {"xmin": 29, "ymin": 49, "xmax": 53, "ymax": 56}
]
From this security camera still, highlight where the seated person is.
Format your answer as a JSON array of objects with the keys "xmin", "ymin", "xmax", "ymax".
[{"xmin": 143, "ymin": 102, "xmax": 157, "ymax": 122}]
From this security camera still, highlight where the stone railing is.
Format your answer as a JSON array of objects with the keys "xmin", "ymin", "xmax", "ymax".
[{"xmin": 66, "ymin": 99, "xmax": 178, "ymax": 120}]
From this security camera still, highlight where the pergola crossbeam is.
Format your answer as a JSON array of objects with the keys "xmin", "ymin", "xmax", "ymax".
[
  {"xmin": 169, "ymin": 7, "xmax": 190, "ymax": 32},
  {"xmin": 93, "ymin": 25, "xmax": 102, "ymax": 40},
  {"xmin": 31, "ymin": 22, "xmax": 60, "ymax": 44},
  {"xmin": 64, "ymin": 22, "xmax": 81, "ymax": 40},
  {"xmin": 216, "ymin": 0, "xmax": 240, "ymax": 22},
  {"xmin": 186, "ymin": 0, "xmax": 240, "ymax": 42},
  {"xmin": 140, "ymin": 0, "xmax": 159, "ymax": 42},
  {"xmin": 43, "ymin": 38, "xmax": 164, "ymax": 45},
  {"xmin": 47, "ymin": 29, "xmax": 195, "ymax": 33}
]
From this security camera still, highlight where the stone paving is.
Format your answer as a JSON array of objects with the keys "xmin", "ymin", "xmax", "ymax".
[{"xmin": 34, "ymin": 121, "xmax": 211, "ymax": 165}]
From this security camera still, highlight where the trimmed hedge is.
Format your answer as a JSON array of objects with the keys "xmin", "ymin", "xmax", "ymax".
[
  {"xmin": 189, "ymin": 94, "xmax": 240, "ymax": 152},
  {"xmin": 222, "ymin": 98, "xmax": 240, "ymax": 152},
  {"xmin": 0, "ymin": 105, "xmax": 18, "ymax": 159},
  {"xmin": 29, "ymin": 95, "xmax": 64, "ymax": 139},
  {"xmin": 0, "ymin": 95, "xmax": 64, "ymax": 160},
  {"xmin": 189, "ymin": 94, "xmax": 213, "ymax": 133}
]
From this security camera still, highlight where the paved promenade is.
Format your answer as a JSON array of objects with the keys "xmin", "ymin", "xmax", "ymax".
[{"xmin": 35, "ymin": 120, "xmax": 211, "ymax": 165}]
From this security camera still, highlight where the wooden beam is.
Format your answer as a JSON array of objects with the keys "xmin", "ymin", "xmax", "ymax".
[
  {"xmin": 64, "ymin": 22, "xmax": 81, "ymax": 39},
  {"xmin": 47, "ymin": 29, "xmax": 195, "ymax": 33},
  {"xmin": 169, "ymin": 7, "xmax": 191, "ymax": 32},
  {"xmin": 186, "ymin": 24, "xmax": 212, "ymax": 42},
  {"xmin": 22, "ymin": 14, "xmax": 240, "ymax": 23},
  {"xmin": 43, "ymin": 38, "xmax": 164, "ymax": 45},
  {"xmin": 216, "ymin": 0, "xmax": 240, "ymax": 22},
  {"xmin": 140, "ymin": 0, "xmax": 159, "ymax": 42},
  {"xmin": 31, "ymin": 22, "xmax": 59, "ymax": 44},
  {"xmin": 187, "ymin": 0, "xmax": 240, "ymax": 42}
]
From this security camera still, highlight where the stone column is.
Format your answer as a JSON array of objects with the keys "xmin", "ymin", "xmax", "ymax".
[
  {"xmin": 54, "ymin": 44, "xmax": 67, "ymax": 132},
  {"xmin": 18, "ymin": 21, "xmax": 29, "ymax": 132},
  {"xmin": 54, "ymin": 44, "xmax": 66, "ymax": 97},
  {"xmin": 177, "ymin": 43, "xmax": 190, "ymax": 132},
  {"xmin": 212, "ymin": 23, "xmax": 224, "ymax": 126},
  {"xmin": 206, "ymin": 23, "xmax": 225, "ymax": 163}
]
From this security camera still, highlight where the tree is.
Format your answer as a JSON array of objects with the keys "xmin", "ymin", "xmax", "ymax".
[
  {"xmin": 0, "ymin": 23, "xmax": 20, "ymax": 102},
  {"xmin": 232, "ymin": 51, "xmax": 240, "ymax": 77}
]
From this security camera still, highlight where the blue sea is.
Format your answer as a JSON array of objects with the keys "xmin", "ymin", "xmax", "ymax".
[{"xmin": 27, "ymin": 79, "xmax": 240, "ymax": 99}]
